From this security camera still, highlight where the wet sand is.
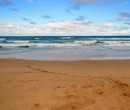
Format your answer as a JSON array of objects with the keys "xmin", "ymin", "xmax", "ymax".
[{"xmin": 0, "ymin": 59, "xmax": 130, "ymax": 110}]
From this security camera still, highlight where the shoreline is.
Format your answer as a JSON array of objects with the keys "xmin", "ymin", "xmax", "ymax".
[
  {"xmin": 1, "ymin": 58, "xmax": 130, "ymax": 61},
  {"xmin": 0, "ymin": 59, "xmax": 130, "ymax": 110}
]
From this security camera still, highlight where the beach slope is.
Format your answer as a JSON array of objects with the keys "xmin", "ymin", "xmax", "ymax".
[{"xmin": 0, "ymin": 59, "xmax": 130, "ymax": 110}]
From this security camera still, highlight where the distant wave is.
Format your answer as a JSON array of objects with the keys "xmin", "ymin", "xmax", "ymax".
[
  {"xmin": 34, "ymin": 38, "xmax": 40, "ymax": 40},
  {"xmin": 7, "ymin": 40, "xmax": 30, "ymax": 43},
  {"xmin": 74, "ymin": 41, "xmax": 98, "ymax": 46},
  {"xmin": 0, "ymin": 36, "xmax": 130, "ymax": 48},
  {"xmin": 0, "ymin": 38, "xmax": 6, "ymax": 42},
  {"xmin": 61, "ymin": 37, "xmax": 74, "ymax": 40},
  {"xmin": 0, "ymin": 43, "xmax": 80, "ymax": 47},
  {"xmin": 86, "ymin": 38, "xmax": 130, "ymax": 41}
]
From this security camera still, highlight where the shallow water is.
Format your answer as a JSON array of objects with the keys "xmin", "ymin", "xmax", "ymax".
[{"xmin": 0, "ymin": 46, "xmax": 130, "ymax": 60}]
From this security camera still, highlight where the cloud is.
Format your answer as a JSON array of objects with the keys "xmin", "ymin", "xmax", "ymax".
[
  {"xmin": 66, "ymin": 0, "xmax": 127, "ymax": 15},
  {"xmin": 41, "ymin": 15, "xmax": 52, "ymax": 19},
  {"xmin": 27, "ymin": 0, "xmax": 33, "ymax": 2},
  {"xmin": 69, "ymin": 0, "xmax": 99, "ymax": 4},
  {"xmin": 117, "ymin": 12, "xmax": 130, "ymax": 25},
  {"xmin": 11, "ymin": 8, "xmax": 19, "ymax": 11},
  {"xmin": 0, "ymin": 0, "xmax": 12, "ymax": 6},
  {"xmin": 22, "ymin": 18, "xmax": 32, "ymax": 21},
  {"xmin": 0, "ymin": 23, "xmax": 38, "ymax": 35},
  {"xmin": 66, "ymin": 5, "xmax": 80, "ymax": 14},
  {"xmin": 0, "ymin": 22, "xmax": 16, "ymax": 29},
  {"xmin": 45, "ymin": 21, "xmax": 79, "ymax": 31},
  {"xmin": 67, "ymin": 0, "xmax": 127, "ymax": 5},
  {"xmin": 125, "ymin": 22, "xmax": 130, "ymax": 25},
  {"xmin": 37, "ymin": 0, "xmax": 42, "ymax": 4},
  {"xmin": 80, "ymin": 21, "xmax": 93, "ymax": 26},
  {"xmin": 27, "ymin": 0, "xmax": 42, "ymax": 4},
  {"xmin": 99, "ymin": 23, "xmax": 114, "ymax": 28},
  {"xmin": 41, "ymin": 20, "xmax": 94, "ymax": 35},
  {"xmin": 91, "ymin": 23, "xmax": 130, "ymax": 35},
  {"xmin": 115, "ymin": 26, "xmax": 129, "ymax": 31},
  {"xmin": 75, "ymin": 16, "xmax": 86, "ymax": 21},
  {"xmin": 0, "ymin": 21, "xmax": 129, "ymax": 36},
  {"xmin": 0, "ymin": 22, "xmax": 8, "ymax": 25},
  {"xmin": 30, "ymin": 21, "xmax": 37, "ymax": 25},
  {"xmin": 104, "ymin": 0, "xmax": 128, "ymax": 5},
  {"xmin": 119, "ymin": 12, "xmax": 130, "ymax": 18},
  {"xmin": 22, "ymin": 18, "xmax": 37, "ymax": 25}
]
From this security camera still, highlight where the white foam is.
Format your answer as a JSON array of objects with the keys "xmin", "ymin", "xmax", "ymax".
[
  {"xmin": 74, "ymin": 40, "xmax": 130, "ymax": 46},
  {"xmin": 61, "ymin": 37, "xmax": 74, "ymax": 40},
  {"xmin": 1, "ymin": 40, "xmax": 130, "ymax": 47},
  {"xmin": 35, "ymin": 38, "xmax": 40, "ymax": 40},
  {"xmin": 0, "ymin": 38, "xmax": 6, "ymax": 41},
  {"xmin": 34, "ymin": 43, "xmax": 81, "ymax": 47},
  {"xmin": 88, "ymin": 38, "xmax": 130, "ymax": 41},
  {"xmin": 0, "ymin": 43, "xmax": 81, "ymax": 47},
  {"xmin": 102, "ymin": 41, "xmax": 130, "ymax": 46},
  {"xmin": 74, "ymin": 40, "xmax": 100, "ymax": 46},
  {"xmin": 12, "ymin": 40, "xmax": 30, "ymax": 43},
  {"xmin": 105, "ymin": 38, "xmax": 130, "ymax": 40}
]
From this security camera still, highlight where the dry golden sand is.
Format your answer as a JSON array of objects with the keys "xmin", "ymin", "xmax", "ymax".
[{"xmin": 0, "ymin": 59, "xmax": 130, "ymax": 110}]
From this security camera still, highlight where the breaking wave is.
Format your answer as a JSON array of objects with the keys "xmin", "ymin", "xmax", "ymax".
[{"xmin": 0, "ymin": 36, "xmax": 130, "ymax": 48}]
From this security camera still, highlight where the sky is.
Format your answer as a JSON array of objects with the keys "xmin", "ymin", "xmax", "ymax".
[{"xmin": 0, "ymin": 0, "xmax": 130, "ymax": 36}]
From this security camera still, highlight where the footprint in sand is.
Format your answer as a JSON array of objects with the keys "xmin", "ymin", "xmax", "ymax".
[
  {"xmin": 34, "ymin": 103, "xmax": 40, "ymax": 107},
  {"xmin": 51, "ymin": 79, "xmax": 130, "ymax": 110},
  {"xmin": 32, "ymin": 103, "xmax": 40, "ymax": 110},
  {"xmin": 122, "ymin": 93, "xmax": 130, "ymax": 97}
]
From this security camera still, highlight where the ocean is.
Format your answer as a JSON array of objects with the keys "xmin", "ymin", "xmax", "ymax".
[{"xmin": 0, "ymin": 36, "xmax": 130, "ymax": 60}]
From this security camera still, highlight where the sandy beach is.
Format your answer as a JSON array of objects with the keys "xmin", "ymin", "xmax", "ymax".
[{"xmin": 0, "ymin": 59, "xmax": 130, "ymax": 110}]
